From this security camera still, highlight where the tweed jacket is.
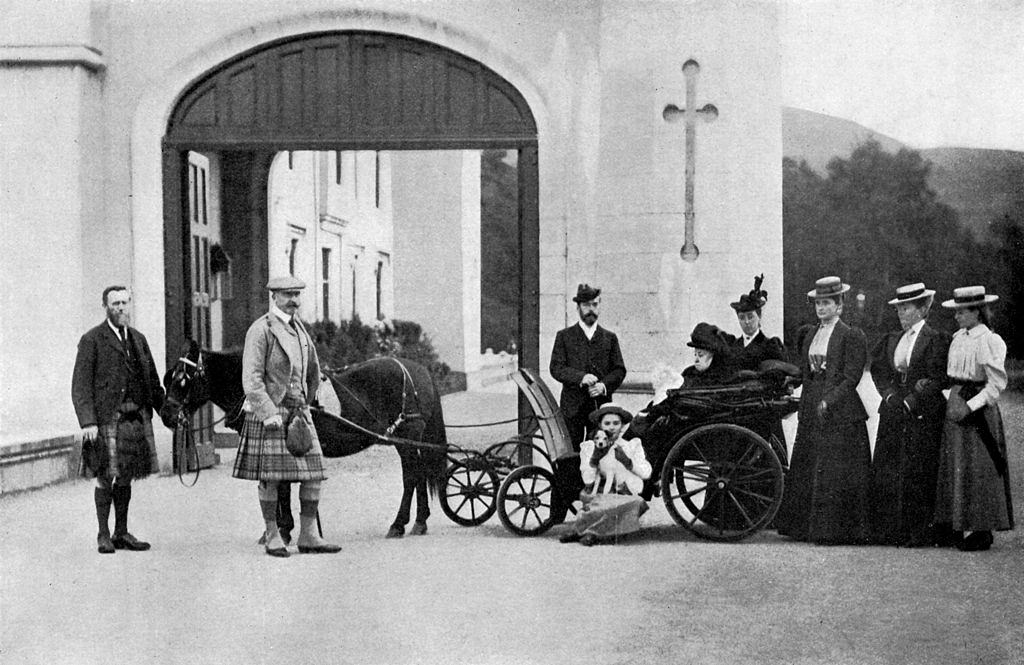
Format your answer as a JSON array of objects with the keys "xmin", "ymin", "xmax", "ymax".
[
  {"xmin": 242, "ymin": 312, "xmax": 321, "ymax": 422},
  {"xmin": 870, "ymin": 321, "xmax": 949, "ymax": 419},
  {"xmin": 549, "ymin": 323, "xmax": 627, "ymax": 417},
  {"xmin": 796, "ymin": 319, "xmax": 868, "ymax": 423},
  {"xmin": 71, "ymin": 322, "xmax": 164, "ymax": 427}
]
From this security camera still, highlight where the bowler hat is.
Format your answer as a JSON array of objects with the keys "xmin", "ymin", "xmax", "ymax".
[
  {"xmin": 807, "ymin": 276, "xmax": 850, "ymax": 300},
  {"xmin": 686, "ymin": 322, "xmax": 727, "ymax": 353},
  {"xmin": 572, "ymin": 283, "xmax": 601, "ymax": 303},
  {"xmin": 266, "ymin": 276, "xmax": 306, "ymax": 291},
  {"xmin": 731, "ymin": 274, "xmax": 769, "ymax": 313},
  {"xmin": 941, "ymin": 285, "xmax": 999, "ymax": 309},
  {"xmin": 887, "ymin": 282, "xmax": 935, "ymax": 306},
  {"xmin": 589, "ymin": 403, "xmax": 633, "ymax": 425}
]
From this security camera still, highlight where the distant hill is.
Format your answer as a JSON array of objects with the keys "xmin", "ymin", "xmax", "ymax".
[{"xmin": 783, "ymin": 107, "xmax": 1024, "ymax": 238}]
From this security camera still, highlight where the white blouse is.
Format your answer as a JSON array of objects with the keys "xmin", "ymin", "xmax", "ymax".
[{"xmin": 947, "ymin": 324, "xmax": 1007, "ymax": 411}]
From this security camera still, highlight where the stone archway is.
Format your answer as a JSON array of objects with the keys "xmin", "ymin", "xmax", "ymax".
[{"xmin": 162, "ymin": 30, "xmax": 540, "ymax": 370}]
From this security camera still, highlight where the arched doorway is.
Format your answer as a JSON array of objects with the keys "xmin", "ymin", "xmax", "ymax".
[{"xmin": 162, "ymin": 31, "xmax": 539, "ymax": 463}]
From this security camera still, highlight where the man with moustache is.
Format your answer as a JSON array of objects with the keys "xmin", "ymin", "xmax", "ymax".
[
  {"xmin": 549, "ymin": 283, "xmax": 627, "ymax": 523},
  {"xmin": 234, "ymin": 276, "xmax": 341, "ymax": 557},
  {"xmin": 72, "ymin": 286, "xmax": 165, "ymax": 553}
]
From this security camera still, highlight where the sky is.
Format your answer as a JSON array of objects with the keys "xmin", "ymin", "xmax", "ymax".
[{"xmin": 780, "ymin": 0, "xmax": 1024, "ymax": 152}]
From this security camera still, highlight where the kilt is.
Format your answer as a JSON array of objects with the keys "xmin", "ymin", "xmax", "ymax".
[
  {"xmin": 232, "ymin": 407, "xmax": 327, "ymax": 482},
  {"xmin": 80, "ymin": 411, "xmax": 158, "ymax": 480}
]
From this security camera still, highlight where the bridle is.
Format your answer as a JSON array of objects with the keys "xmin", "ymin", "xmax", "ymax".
[{"xmin": 168, "ymin": 352, "xmax": 206, "ymax": 486}]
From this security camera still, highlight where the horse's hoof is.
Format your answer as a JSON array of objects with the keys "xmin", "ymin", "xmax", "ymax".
[
  {"xmin": 410, "ymin": 522, "xmax": 428, "ymax": 536},
  {"xmin": 385, "ymin": 526, "xmax": 404, "ymax": 539}
]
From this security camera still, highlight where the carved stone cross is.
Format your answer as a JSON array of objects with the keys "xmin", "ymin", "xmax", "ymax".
[{"xmin": 663, "ymin": 59, "xmax": 718, "ymax": 261}]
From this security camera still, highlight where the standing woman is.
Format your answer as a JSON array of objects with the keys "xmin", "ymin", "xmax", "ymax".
[
  {"xmin": 775, "ymin": 276, "xmax": 871, "ymax": 544},
  {"xmin": 934, "ymin": 286, "xmax": 1014, "ymax": 551},
  {"xmin": 868, "ymin": 283, "xmax": 950, "ymax": 547}
]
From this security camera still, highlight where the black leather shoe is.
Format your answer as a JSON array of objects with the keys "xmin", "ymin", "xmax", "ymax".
[
  {"xmin": 297, "ymin": 542, "xmax": 342, "ymax": 554},
  {"xmin": 112, "ymin": 533, "xmax": 151, "ymax": 551},
  {"xmin": 558, "ymin": 532, "xmax": 582, "ymax": 544},
  {"xmin": 97, "ymin": 534, "xmax": 115, "ymax": 554},
  {"xmin": 957, "ymin": 531, "xmax": 993, "ymax": 552}
]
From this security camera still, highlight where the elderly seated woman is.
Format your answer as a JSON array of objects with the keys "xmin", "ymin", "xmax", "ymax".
[
  {"xmin": 681, "ymin": 322, "xmax": 737, "ymax": 387},
  {"xmin": 559, "ymin": 404, "xmax": 652, "ymax": 546}
]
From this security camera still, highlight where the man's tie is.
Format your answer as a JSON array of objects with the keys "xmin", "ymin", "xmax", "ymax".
[{"xmin": 120, "ymin": 327, "xmax": 130, "ymax": 358}]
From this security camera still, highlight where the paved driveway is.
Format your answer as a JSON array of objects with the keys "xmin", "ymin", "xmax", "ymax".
[{"xmin": 1, "ymin": 391, "xmax": 1022, "ymax": 665}]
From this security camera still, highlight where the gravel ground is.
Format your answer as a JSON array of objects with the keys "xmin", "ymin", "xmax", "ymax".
[{"xmin": 1, "ymin": 389, "xmax": 1022, "ymax": 665}]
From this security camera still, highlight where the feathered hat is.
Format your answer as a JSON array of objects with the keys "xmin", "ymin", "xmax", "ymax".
[{"xmin": 730, "ymin": 274, "xmax": 769, "ymax": 313}]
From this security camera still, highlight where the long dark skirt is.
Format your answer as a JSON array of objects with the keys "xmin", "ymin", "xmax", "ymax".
[
  {"xmin": 869, "ymin": 408, "xmax": 944, "ymax": 545},
  {"xmin": 934, "ymin": 402, "xmax": 1014, "ymax": 532},
  {"xmin": 776, "ymin": 418, "xmax": 871, "ymax": 544}
]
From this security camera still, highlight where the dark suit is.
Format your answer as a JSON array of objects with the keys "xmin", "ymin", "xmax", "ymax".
[
  {"xmin": 549, "ymin": 322, "xmax": 626, "ymax": 523},
  {"xmin": 72, "ymin": 322, "xmax": 164, "ymax": 428},
  {"xmin": 868, "ymin": 322, "xmax": 950, "ymax": 545},
  {"xmin": 549, "ymin": 323, "xmax": 626, "ymax": 447},
  {"xmin": 775, "ymin": 319, "xmax": 871, "ymax": 543}
]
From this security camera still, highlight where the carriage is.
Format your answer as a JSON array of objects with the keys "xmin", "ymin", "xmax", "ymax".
[
  {"xmin": 441, "ymin": 364, "xmax": 801, "ymax": 542},
  {"xmin": 163, "ymin": 342, "xmax": 798, "ymax": 542}
]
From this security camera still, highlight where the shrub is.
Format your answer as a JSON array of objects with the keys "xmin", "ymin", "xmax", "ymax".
[{"xmin": 307, "ymin": 316, "xmax": 454, "ymax": 391}]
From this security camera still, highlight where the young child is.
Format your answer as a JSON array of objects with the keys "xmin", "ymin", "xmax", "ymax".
[{"xmin": 559, "ymin": 404, "xmax": 652, "ymax": 546}]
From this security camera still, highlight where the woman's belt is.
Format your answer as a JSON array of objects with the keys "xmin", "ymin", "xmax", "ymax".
[{"xmin": 949, "ymin": 378, "xmax": 985, "ymax": 402}]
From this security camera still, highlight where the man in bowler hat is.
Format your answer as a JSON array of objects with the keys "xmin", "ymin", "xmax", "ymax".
[{"xmin": 549, "ymin": 283, "xmax": 627, "ymax": 522}]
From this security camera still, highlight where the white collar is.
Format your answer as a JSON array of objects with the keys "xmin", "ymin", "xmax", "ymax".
[
  {"xmin": 744, "ymin": 331, "xmax": 759, "ymax": 345},
  {"xmin": 271, "ymin": 305, "xmax": 294, "ymax": 325},
  {"xmin": 578, "ymin": 320, "xmax": 598, "ymax": 339},
  {"xmin": 903, "ymin": 320, "xmax": 926, "ymax": 337},
  {"xmin": 964, "ymin": 323, "xmax": 989, "ymax": 338}
]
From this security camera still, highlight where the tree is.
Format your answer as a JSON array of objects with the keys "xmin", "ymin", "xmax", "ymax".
[
  {"xmin": 783, "ymin": 140, "xmax": 990, "ymax": 348},
  {"xmin": 480, "ymin": 149, "xmax": 520, "ymax": 354}
]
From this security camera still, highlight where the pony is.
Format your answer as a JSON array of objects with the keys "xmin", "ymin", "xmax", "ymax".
[{"xmin": 160, "ymin": 339, "xmax": 447, "ymax": 538}]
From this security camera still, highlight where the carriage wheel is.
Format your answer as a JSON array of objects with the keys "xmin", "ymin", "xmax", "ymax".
[
  {"xmin": 440, "ymin": 460, "xmax": 500, "ymax": 526},
  {"xmin": 660, "ymin": 423, "xmax": 783, "ymax": 542},
  {"xmin": 482, "ymin": 438, "xmax": 552, "ymax": 475},
  {"xmin": 497, "ymin": 465, "xmax": 556, "ymax": 536}
]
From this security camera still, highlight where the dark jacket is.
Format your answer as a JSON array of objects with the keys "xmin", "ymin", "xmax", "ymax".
[
  {"xmin": 725, "ymin": 331, "xmax": 786, "ymax": 372},
  {"xmin": 870, "ymin": 322, "xmax": 949, "ymax": 419},
  {"xmin": 72, "ymin": 322, "xmax": 164, "ymax": 427},
  {"xmin": 796, "ymin": 319, "xmax": 868, "ymax": 423},
  {"xmin": 549, "ymin": 323, "xmax": 626, "ymax": 419}
]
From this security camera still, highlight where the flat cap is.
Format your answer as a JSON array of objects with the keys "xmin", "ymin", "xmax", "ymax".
[{"xmin": 266, "ymin": 275, "xmax": 306, "ymax": 291}]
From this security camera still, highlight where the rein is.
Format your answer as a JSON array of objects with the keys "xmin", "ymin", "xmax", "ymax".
[{"xmin": 173, "ymin": 411, "xmax": 200, "ymax": 487}]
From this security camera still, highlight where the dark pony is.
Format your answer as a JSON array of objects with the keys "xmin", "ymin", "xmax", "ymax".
[{"xmin": 160, "ymin": 340, "xmax": 447, "ymax": 537}]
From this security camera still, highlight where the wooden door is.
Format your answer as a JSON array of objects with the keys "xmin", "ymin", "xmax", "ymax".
[{"xmin": 187, "ymin": 152, "xmax": 218, "ymax": 469}]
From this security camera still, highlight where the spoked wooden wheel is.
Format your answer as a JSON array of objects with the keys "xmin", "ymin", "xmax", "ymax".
[
  {"xmin": 497, "ymin": 465, "xmax": 556, "ymax": 536},
  {"xmin": 660, "ymin": 424, "xmax": 783, "ymax": 541},
  {"xmin": 440, "ymin": 458, "xmax": 500, "ymax": 526}
]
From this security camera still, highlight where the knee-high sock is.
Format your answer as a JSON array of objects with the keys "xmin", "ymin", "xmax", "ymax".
[
  {"xmin": 94, "ymin": 486, "xmax": 113, "ymax": 537},
  {"xmin": 112, "ymin": 483, "xmax": 132, "ymax": 536}
]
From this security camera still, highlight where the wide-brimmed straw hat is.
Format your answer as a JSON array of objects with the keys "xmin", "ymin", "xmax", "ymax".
[
  {"xmin": 807, "ymin": 276, "xmax": 850, "ymax": 300},
  {"xmin": 589, "ymin": 403, "xmax": 632, "ymax": 424},
  {"xmin": 941, "ymin": 285, "xmax": 999, "ymax": 309},
  {"xmin": 887, "ymin": 282, "xmax": 935, "ymax": 306}
]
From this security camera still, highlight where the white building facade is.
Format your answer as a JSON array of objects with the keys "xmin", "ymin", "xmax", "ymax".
[{"xmin": 0, "ymin": 1, "xmax": 783, "ymax": 490}]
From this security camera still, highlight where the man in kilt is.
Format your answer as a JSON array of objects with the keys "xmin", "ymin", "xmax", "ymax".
[
  {"xmin": 72, "ymin": 286, "xmax": 164, "ymax": 554},
  {"xmin": 235, "ymin": 276, "xmax": 341, "ymax": 557}
]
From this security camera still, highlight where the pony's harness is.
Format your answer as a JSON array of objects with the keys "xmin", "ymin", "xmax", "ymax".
[{"xmin": 332, "ymin": 358, "xmax": 426, "ymax": 439}]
